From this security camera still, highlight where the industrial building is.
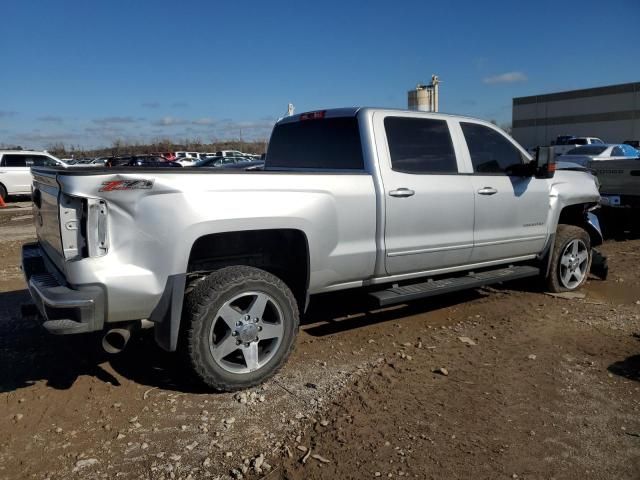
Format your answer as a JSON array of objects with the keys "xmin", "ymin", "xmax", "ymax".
[{"xmin": 511, "ymin": 81, "xmax": 640, "ymax": 148}]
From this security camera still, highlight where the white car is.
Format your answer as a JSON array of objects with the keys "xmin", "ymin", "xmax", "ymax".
[
  {"xmin": 0, "ymin": 150, "xmax": 67, "ymax": 200},
  {"xmin": 559, "ymin": 144, "xmax": 639, "ymax": 166},
  {"xmin": 174, "ymin": 151, "xmax": 199, "ymax": 159}
]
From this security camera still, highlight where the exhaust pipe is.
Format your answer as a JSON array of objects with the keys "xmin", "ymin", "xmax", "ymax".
[{"xmin": 102, "ymin": 323, "xmax": 136, "ymax": 354}]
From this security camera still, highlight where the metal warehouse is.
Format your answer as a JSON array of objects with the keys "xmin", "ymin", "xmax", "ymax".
[{"xmin": 512, "ymin": 81, "xmax": 640, "ymax": 148}]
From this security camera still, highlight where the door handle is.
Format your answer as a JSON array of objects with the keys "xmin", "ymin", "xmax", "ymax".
[
  {"xmin": 389, "ymin": 188, "xmax": 415, "ymax": 198},
  {"xmin": 477, "ymin": 187, "xmax": 498, "ymax": 195}
]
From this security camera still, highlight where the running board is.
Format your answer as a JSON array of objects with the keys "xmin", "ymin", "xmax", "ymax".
[{"xmin": 370, "ymin": 265, "xmax": 540, "ymax": 306}]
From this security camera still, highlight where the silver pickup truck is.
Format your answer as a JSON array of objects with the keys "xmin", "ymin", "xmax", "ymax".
[{"xmin": 22, "ymin": 107, "xmax": 605, "ymax": 391}]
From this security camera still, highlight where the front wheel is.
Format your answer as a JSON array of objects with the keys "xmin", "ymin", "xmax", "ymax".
[
  {"xmin": 180, "ymin": 266, "xmax": 299, "ymax": 391},
  {"xmin": 547, "ymin": 224, "xmax": 591, "ymax": 293},
  {"xmin": 0, "ymin": 184, "xmax": 7, "ymax": 202}
]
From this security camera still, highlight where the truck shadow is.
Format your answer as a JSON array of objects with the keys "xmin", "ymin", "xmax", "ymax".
[
  {"xmin": 0, "ymin": 288, "xmax": 204, "ymax": 393},
  {"xmin": 301, "ymin": 288, "xmax": 484, "ymax": 337},
  {"xmin": 0, "ymin": 288, "xmax": 125, "ymax": 393},
  {"xmin": 0, "ymin": 286, "xmax": 491, "ymax": 394},
  {"xmin": 607, "ymin": 333, "xmax": 640, "ymax": 382}
]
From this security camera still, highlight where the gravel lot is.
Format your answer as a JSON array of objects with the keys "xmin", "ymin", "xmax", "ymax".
[{"xmin": 1, "ymin": 206, "xmax": 639, "ymax": 479}]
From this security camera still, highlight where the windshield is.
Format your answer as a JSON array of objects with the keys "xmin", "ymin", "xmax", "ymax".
[{"xmin": 566, "ymin": 146, "xmax": 608, "ymax": 155}]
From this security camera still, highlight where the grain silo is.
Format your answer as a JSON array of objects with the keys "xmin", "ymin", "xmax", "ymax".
[{"xmin": 408, "ymin": 75, "xmax": 440, "ymax": 112}]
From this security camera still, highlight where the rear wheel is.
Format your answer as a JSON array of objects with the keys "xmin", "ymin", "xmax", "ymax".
[
  {"xmin": 547, "ymin": 224, "xmax": 591, "ymax": 292},
  {"xmin": 180, "ymin": 266, "xmax": 299, "ymax": 391},
  {"xmin": 0, "ymin": 184, "xmax": 7, "ymax": 202}
]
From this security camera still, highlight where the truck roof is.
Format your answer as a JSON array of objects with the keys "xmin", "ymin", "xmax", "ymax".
[{"xmin": 276, "ymin": 107, "xmax": 500, "ymax": 126}]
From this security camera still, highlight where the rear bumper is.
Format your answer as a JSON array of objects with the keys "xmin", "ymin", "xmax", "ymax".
[{"xmin": 22, "ymin": 243, "xmax": 105, "ymax": 334}]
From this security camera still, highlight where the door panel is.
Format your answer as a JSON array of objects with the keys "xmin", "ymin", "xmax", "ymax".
[
  {"xmin": 384, "ymin": 174, "xmax": 475, "ymax": 274},
  {"xmin": 470, "ymin": 175, "xmax": 549, "ymax": 262},
  {"xmin": 373, "ymin": 113, "xmax": 475, "ymax": 276}
]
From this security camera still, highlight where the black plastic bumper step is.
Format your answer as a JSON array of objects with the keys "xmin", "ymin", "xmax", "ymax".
[{"xmin": 370, "ymin": 265, "xmax": 540, "ymax": 306}]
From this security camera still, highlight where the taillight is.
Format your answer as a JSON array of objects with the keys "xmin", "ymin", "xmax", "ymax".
[
  {"xmin": 59, "ymin": 193, "xmax": 86, "ymax": 260},
  {"xmin": 59, "ymin": 194, "xmax": 108, "ymax": 260},
  {"xmin": 299, "ymin": 110, "xmax": 326, "ymax": 121}
]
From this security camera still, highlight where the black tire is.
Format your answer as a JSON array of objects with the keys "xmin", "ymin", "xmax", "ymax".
[
  {"xmin": 547, "ymin": 224, "xmax": 591, "ymax": 293},
  {"xmin": 0, "ymin": 184, "xmax": 7, "ymax": 202},
  {"xmin": 180, "ymin": 266, "xmax": 299, "ymax": 391}
]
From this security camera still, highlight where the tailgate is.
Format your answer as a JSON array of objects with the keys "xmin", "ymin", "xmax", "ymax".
[
  {"xmin": 31, "ymin": 169, "xmax": 66, "ymax": 273},
  {"xmin": 590, "ymin": 159, "xmax": 640, "ymax": 196}
]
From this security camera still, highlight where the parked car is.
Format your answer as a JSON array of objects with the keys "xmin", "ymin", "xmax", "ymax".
[
  {"xmin": 551, "ymin": 135, "xmax": 576, "ymax": 146},
  {"xmin": 0, "ymin": 150, "xmax": 67, "ymax": 200},
  {"xmin": 559, "ymin": 144, "xmax": 639, "ymax": 166},
  {"xmin": 553, "ymin": 137, "xmax": 605, "ymax": 157},
  {"xmin": 194, "ymin": 156, "xmax": 263, "ymax": 169},
  {"xmin": 23, "ymin": 107, "xmax": 604, "ymax": 392},
  {"xmin": 124, "ymin": 156, "xmax": 182, "ymax": 167},
  {"xmin": 151, "ymin": 152, "xmax": 177, "ymax": 161},
  {"xmin": 589, "ymin": 157, "xmax": 640, "ymax": 233},
  {"xmin": 104, "ymin": 155, "xmax": 182, "ymax": 167},
  {"xmin": 175, "ymin": 151, "xmax": 199, "ymax": 160}
]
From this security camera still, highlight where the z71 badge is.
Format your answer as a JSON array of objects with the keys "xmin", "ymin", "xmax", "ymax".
[{"xmin": 99, "ymin": 179, "xmax": 154, "ymax": 192}]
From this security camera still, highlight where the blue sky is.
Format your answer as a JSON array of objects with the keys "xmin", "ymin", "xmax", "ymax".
[{"xmin": 1, "ymin": 0, "xmax": 639, "ymax": 149}]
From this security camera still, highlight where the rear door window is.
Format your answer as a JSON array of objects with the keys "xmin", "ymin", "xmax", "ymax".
[
  {"xmin": 461, "ymin": 122, "xmax": 525, "ymax": 174},
  {"xmin": 1, "ymin": 154, "xmax": 28, "ymax": 167},
  {"xmin": 384, "ymin": 117, "xmax": 458, "ymax": 174},
  {"xmin": 267, "ymin": 116, "xmax": 364, "ymax": 170}
]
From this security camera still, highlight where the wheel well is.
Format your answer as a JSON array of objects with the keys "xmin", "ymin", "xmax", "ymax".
[
  {"xmin": 557, "ymin": 203, "xmax": 601, "ymax": 246},
  {"xmin": 187, "ymin": 229, "xmax": 310, "ymax": 309}
]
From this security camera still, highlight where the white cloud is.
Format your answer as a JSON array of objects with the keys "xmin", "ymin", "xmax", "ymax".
[
  {"xmin": 483, "ymin": 71, "xmax": 528, "ymax": 85},
  {"xmin": 152, "ymin": 116, "xmax": 188, "ymax": 126}
]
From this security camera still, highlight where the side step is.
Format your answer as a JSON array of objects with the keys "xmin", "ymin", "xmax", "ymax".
[{"xmin": 370, "ymin": 265, "xmax": 540, "ymax": 306}]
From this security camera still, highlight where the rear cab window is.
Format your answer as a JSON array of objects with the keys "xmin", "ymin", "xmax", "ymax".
[
  {"xmin": 460, "ymin": 122, "xmax": 526, "ymax": 174},
  {"xmin": 266, "ymin": 116, "xmax": 364, "ymax": 170}
]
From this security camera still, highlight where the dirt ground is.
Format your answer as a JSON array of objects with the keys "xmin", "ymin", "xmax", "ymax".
[{"xmin": 1, "ymin": 204, "xmax": 639, "ymax": 480}]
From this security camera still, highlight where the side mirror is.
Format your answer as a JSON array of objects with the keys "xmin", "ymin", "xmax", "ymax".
[
  {"xmin": 535, "ymin": 146, "xmax": 556, "ymax": 178},
  {"xmin": 506, "ymin": 162, "xmax": 536, "ymax": 177}
]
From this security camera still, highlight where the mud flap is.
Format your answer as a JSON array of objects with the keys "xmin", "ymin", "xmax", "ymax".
[{"xmin": 150, "ymin": 274, "xmax": 186, "ymax": 352}]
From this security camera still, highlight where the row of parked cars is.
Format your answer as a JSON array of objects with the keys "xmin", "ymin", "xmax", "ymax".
[{"xmin": 0, "ymin": 149, "xmax": 265, "ymax": 200}]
